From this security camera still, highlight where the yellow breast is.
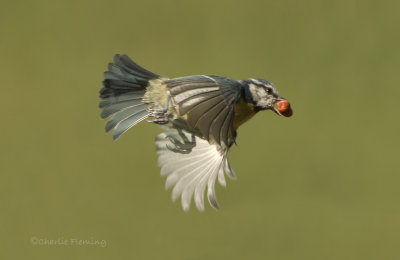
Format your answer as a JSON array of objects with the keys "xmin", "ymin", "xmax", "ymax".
[{"xmin": 233, "ymin": 98, "xmax": 257, "ymax": 130}]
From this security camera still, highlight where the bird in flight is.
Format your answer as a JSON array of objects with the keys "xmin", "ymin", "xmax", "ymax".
[{"xmin": 99, "ymin": 54, "xmax": 293, "ymax": 211}]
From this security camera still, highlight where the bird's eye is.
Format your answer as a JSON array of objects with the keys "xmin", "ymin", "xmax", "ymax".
[{"xmin": 266, "ymin": 88, "xmax": 273, "ymax": 94}]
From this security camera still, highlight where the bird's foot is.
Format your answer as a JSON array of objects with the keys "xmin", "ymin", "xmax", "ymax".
[
  {"xmin": 148, "ymin": 117, "xmax": 169, "ymax": 125},
  {"xmin": 147, "ymin": 108, "xmax": 169, "ymax": 125},
  {"xmin": 148, "ymin": 108, "xmax": 167, "ymax": 117}
]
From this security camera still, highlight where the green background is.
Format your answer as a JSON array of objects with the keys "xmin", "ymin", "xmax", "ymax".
[{"xmin": 1, "ymin": 0, "xmax": 399, "ymax": 259}]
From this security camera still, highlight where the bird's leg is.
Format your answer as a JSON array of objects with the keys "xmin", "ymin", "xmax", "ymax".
[
  {"xmin": 147, "ymin": 93, "xmax": 171, "ymax": 124},
  {"xmin": 166, "ymin": 128, "xmax": 196, "ymax": 154}
]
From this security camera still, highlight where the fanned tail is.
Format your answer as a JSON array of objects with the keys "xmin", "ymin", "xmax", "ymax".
[
  {"xmin": 155, "ymin": 124, "xmax": 236, "ymax": 211},
  {"xmin": 99, "ymin": 54, "xmax": 160, "ymax": 140}
]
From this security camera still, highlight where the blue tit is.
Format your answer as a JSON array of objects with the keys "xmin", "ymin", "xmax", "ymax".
[{"xmin": 99, "ymin": 54, "xmax": 293, "ymax": 211}]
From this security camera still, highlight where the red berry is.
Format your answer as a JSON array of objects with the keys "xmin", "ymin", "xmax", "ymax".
[{"xmin": 276, "ymin": 100, "xmax": 293, "ymax": 117}]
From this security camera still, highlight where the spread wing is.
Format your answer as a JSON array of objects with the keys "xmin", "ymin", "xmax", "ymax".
[
  {"xmin": 156, "ymin": 123, "xmax": 236, "ymax": 211},
  {"xmin": 165, "ymin": 75, "xmax": 242, "ymax": 148}
]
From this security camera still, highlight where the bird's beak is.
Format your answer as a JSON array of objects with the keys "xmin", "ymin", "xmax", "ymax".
[
  {"xmin": 271, "ymin": 105, "xmax": 282, "ymax": 116},
  {"xmin": 271, "ymin": 97, "xmax": 285, "ymax": 116}
]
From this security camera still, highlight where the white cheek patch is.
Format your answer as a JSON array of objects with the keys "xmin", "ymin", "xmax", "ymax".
[{"xmin": 248, "ymin": 83, "xmax": 269, "ymax": 107}]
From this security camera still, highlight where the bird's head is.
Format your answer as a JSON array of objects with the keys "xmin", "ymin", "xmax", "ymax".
[{"xmin": 241, "ymin": 78, "xmax": 287, "ymax": 115}]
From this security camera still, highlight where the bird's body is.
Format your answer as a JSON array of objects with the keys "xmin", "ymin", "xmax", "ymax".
[
  {"xmin": 233, "ymin": 98, "xmax": 257, "ymax": 129},
  {"xmin": 99, "ymin": 54, "xmax": 292, "ymax": 211}
]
